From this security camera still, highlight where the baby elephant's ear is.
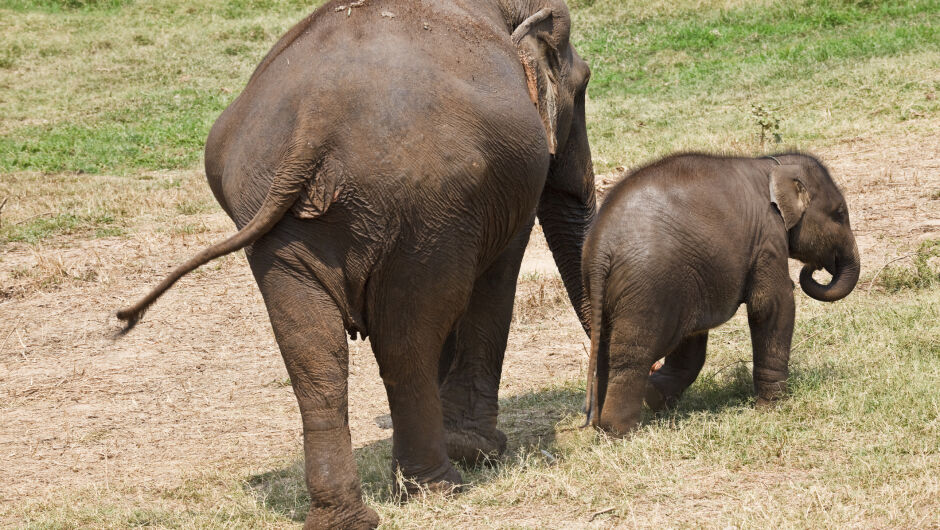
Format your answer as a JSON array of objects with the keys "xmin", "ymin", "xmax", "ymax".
[{"xmin": 769, "ymin": 165, "xmax": 810, "ymax": 230}]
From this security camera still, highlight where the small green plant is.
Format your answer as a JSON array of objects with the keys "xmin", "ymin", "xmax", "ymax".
[
  {"xmin": 223, "ymin": 44, "xmax": 250, "ymax": 57},
  {"xmin": 94, "ymin": 226, "xmax": 125, "ymax": 238},
  {"xmin": 878, "ymin": 240, "xmax": 940, "ymax": 292},
  {"xmin": 132, "ymin": 34, "xmax": 154, "ymax": 46},
  {"xmin": 0, "ymin": 44, "xmax": 23, "ymax": 69},
  {"xmin": 751, "ymin": 104, "xmax": 782, "ymax": 147}
]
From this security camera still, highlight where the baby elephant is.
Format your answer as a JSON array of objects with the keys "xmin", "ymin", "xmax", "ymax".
[{"xmin": 582, "ymin": 153, "xmax": 859, "ymax": 434}]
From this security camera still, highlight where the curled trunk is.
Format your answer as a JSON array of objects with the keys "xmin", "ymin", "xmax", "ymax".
[{"xmin": 799, "ymin": 238, "xmax": 860, "ymax": 302}]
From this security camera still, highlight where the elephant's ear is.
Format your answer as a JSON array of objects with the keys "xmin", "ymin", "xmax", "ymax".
[
  {"xmin": 513, "ymin": 8, "xmax": 562, "ymax": 155},
  {"xmin": 770, "ymin": 165, "xmax": 810, "ymax": 230}
]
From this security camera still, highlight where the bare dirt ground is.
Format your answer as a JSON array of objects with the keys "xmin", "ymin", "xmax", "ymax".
[{"xmin": 0, "ymin": 131, "xmax": 937, "ymax": 513}]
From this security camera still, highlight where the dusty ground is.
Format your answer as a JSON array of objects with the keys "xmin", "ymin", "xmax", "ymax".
[{"xmin": 0, "ymin": 131, "xmax": 937, "ymax": 511}]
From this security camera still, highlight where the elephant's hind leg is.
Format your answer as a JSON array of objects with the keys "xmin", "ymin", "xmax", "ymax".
[
  {"xmin": 248, "ymin": 255, "xmax": 378, "ymax": 530},
  {"xmin": 645, "ymin": 333, "xmax": 708, "ymax": 411},
  {"xmin": 439, "ymin": 221, "xmax": 533, "ymax": 465},
  {"xmin": 597, "ymin": 318, "xmax": 666, "ymax": 435},
  {"xmin": 368, "ymin": 262, "xmax": 474, "ymax": 497}
]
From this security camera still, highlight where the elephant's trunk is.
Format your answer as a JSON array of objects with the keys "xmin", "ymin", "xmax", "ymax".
[
  {"xmin": 799, "ymin": 237, "xmax": 860, "ymax": 302},
  {"xmin": 537, "ymin": 187, "xmax": 596, "ymax": 333}
]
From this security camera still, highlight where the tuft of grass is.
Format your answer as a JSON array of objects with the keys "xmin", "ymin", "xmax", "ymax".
[
  {"xmin": 3, "ymin": 249, "xmax": 99, "ymax": 297},
  {"xmin": 877, "ymin": 239, "xmax": 940, "ymax": 292},
  {"xmin": 170, "ymin": 222, "xmax": 210, "ymax": 236},
  {"xmin": 512, "ymin": 272, "xmax": 570, "ymax": 325},
  {"xmin": 175, "ymin": 199, "xmax": 213, "ymax": 215},
  {"xmin": 0, "ymin": 43, "xmax": 21, "ymax": 68}
]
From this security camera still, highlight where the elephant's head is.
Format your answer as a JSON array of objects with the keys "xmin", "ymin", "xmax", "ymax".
[
  {"xmin": 503, "ymin": 0, "xmax": 596, "ymax": 331},
  {"xmin": 770, "ymin": 156, "xmax": 860, "ymax": 301}
]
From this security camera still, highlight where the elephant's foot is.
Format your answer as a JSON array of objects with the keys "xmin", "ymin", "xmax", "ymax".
[
  {"xmin": 644, "ymin": 381, "xmax": 669, "ymax": 412},
  {"xmin": 445, "ymin": 426, "xmax": 507, "ymax": 465},
  {"xmin": 304, "ymin": 502, "xmax": 379, "ymax": 530},
  {"xmin": 393, "ymin": 461, "xmax": 464, "ymax": 501},
  {"xmin": 755, "ymin": 378, "xmax": 787, "ymax": 408}
]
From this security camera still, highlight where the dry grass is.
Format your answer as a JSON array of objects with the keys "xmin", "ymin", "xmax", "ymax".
[{"xmin": 4, "ymin": 282, "xmax": 937, "ymax": 528}]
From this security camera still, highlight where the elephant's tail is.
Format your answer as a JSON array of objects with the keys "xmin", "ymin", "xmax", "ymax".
[
  {"xmin": 582, "ymin": 266, "xmax": 607, "ymax": 428},
  {"xmin": 115, "ymin": 141, "xmax": 321, "ymax": 334}
]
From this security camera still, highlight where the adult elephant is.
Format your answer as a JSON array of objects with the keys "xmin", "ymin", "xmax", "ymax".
[{"xmin": 117, "ymin": 0, "xmax": 595, "ymax": 527}]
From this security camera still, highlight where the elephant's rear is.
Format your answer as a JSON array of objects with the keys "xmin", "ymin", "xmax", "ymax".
[
  {"xmin": 200, "ymin": 1, "xmax": 552, "ymax": 341},
  {"xmin": 205, "ymin": 1, "xmax": 546, "ymax": 234},
  {"xmin": 589, "ymin": 156, "xmax": 762, "ymax": 341}
]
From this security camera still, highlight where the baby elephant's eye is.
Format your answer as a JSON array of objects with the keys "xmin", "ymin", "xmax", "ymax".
[{"xmin": 831, "ymin": 206, "xmax": 847, "ymax": 223}]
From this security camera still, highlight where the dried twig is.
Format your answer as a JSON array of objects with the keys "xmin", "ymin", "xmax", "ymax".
[
  {"xmin": 0, "ymin": 316, "xmax": 22, "ymax": 357},
  {"xmin": 14, "ymin": 211, "xmax": 55, "ymax": 225},
  {"xmin": 866, "ymin": 252, "xmax": 916, "ymax": 294},
  {"xmin": 706, "ymin": 359, "xmax": 751, "ymax": 381},
  {"xmin": 589, "ymin": 507, "xmax": 616, "ymax": 521},
  {"xmin": 0, "ymin": 197, "xmax": 7, "ymax": 228},
  {"xmin": 791, "ymin": 327, "xmax": 829, "ymax": 353}
]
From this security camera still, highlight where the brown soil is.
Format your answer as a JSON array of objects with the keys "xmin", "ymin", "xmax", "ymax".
[{"xmin": 0, "ymin": 131, "xmax": 937, "ymax": 508}]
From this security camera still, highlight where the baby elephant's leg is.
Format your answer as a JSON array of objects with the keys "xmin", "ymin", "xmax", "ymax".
[
  {"xmin": 596, "ymin": 321, "xmax": 664, "ymax": 435},
  {"xmin": 645, "ymin": 333, "xmax": 708, "ymax": 411}
]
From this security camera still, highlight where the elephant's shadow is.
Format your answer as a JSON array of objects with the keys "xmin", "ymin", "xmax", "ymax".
[
  {"xmin": 244, "ymin": 363, "xmax": 829, "ymax": 520},
  {"xmin": 244, "ymin": 386, "xmax": 583, "ymax": 521},
  {"xmin": 662, "ymin": 359, "xmax": 836, "ymax": 421}
]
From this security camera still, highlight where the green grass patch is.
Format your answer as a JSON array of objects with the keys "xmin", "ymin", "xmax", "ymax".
[
  {"xmin": 0, "ymin": 0, "xmax": 132, "ymax": 12},
  {"xmin": 1, "ymin": 211, "xmax": 117, "ymax": 243},
  {"xmin": 1, "ymin": 0, "xmax": 937, "ymax": 174},
  {"xmin": 877, "ymin": 239, "xmax": 940, "ymax": 292},
  {"xmin": 0, "ymin": 89, "xmax": 230, "ymax": 174},
  {"xmin": 573, "ymin": 0, "xmax": 940, "ymax": 167},
  {"xmin": 0, "ymin": 171, "xmax": 219, "ymax": 246}
]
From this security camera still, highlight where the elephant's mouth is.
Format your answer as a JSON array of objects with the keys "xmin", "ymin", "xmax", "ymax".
[{"xmin": 809, "ymin": 257, "xmax": 837, "ymax": 278}]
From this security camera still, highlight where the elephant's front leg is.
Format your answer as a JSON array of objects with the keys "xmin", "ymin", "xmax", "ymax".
[
  {"xmin": 439, "ymin": 222, "xmax": 532, "ymax": 464},
  {"xmin": 746, "ymin": 276, "xmax": 795, "ymax": 407},
  {"xmin": 249, "ymin": 258, "xmax": 378, "ymax": 530},
  {"xmin": 645, "ymin": 332, "xmax": 708, "ymax": 411}
]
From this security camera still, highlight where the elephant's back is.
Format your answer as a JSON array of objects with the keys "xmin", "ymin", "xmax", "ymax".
[
  {"xmin": 592, "ymin": 155, "xmax": 766, "ymax": 328},
  {"xmin": 207, "ymin": 0, "xmax": 549, "ymax": 265},
  {"xmin": 208, "ymin": 0, "xmax": 546, "ymax": 221}
]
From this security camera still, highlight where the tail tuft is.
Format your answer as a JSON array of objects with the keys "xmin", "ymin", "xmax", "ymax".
[{"xmin": 115, "ymin": 306, "xmax": 147, "ymax": 336}]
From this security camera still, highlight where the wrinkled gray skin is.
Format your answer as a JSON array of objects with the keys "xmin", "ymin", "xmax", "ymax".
[
  {"xmin": 116, "ymin": 1, "xmax": 595, "ymax": 527},
  {"xmin": 582, "ymin": 153, "xmax": 859, "ymax": 435}
]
